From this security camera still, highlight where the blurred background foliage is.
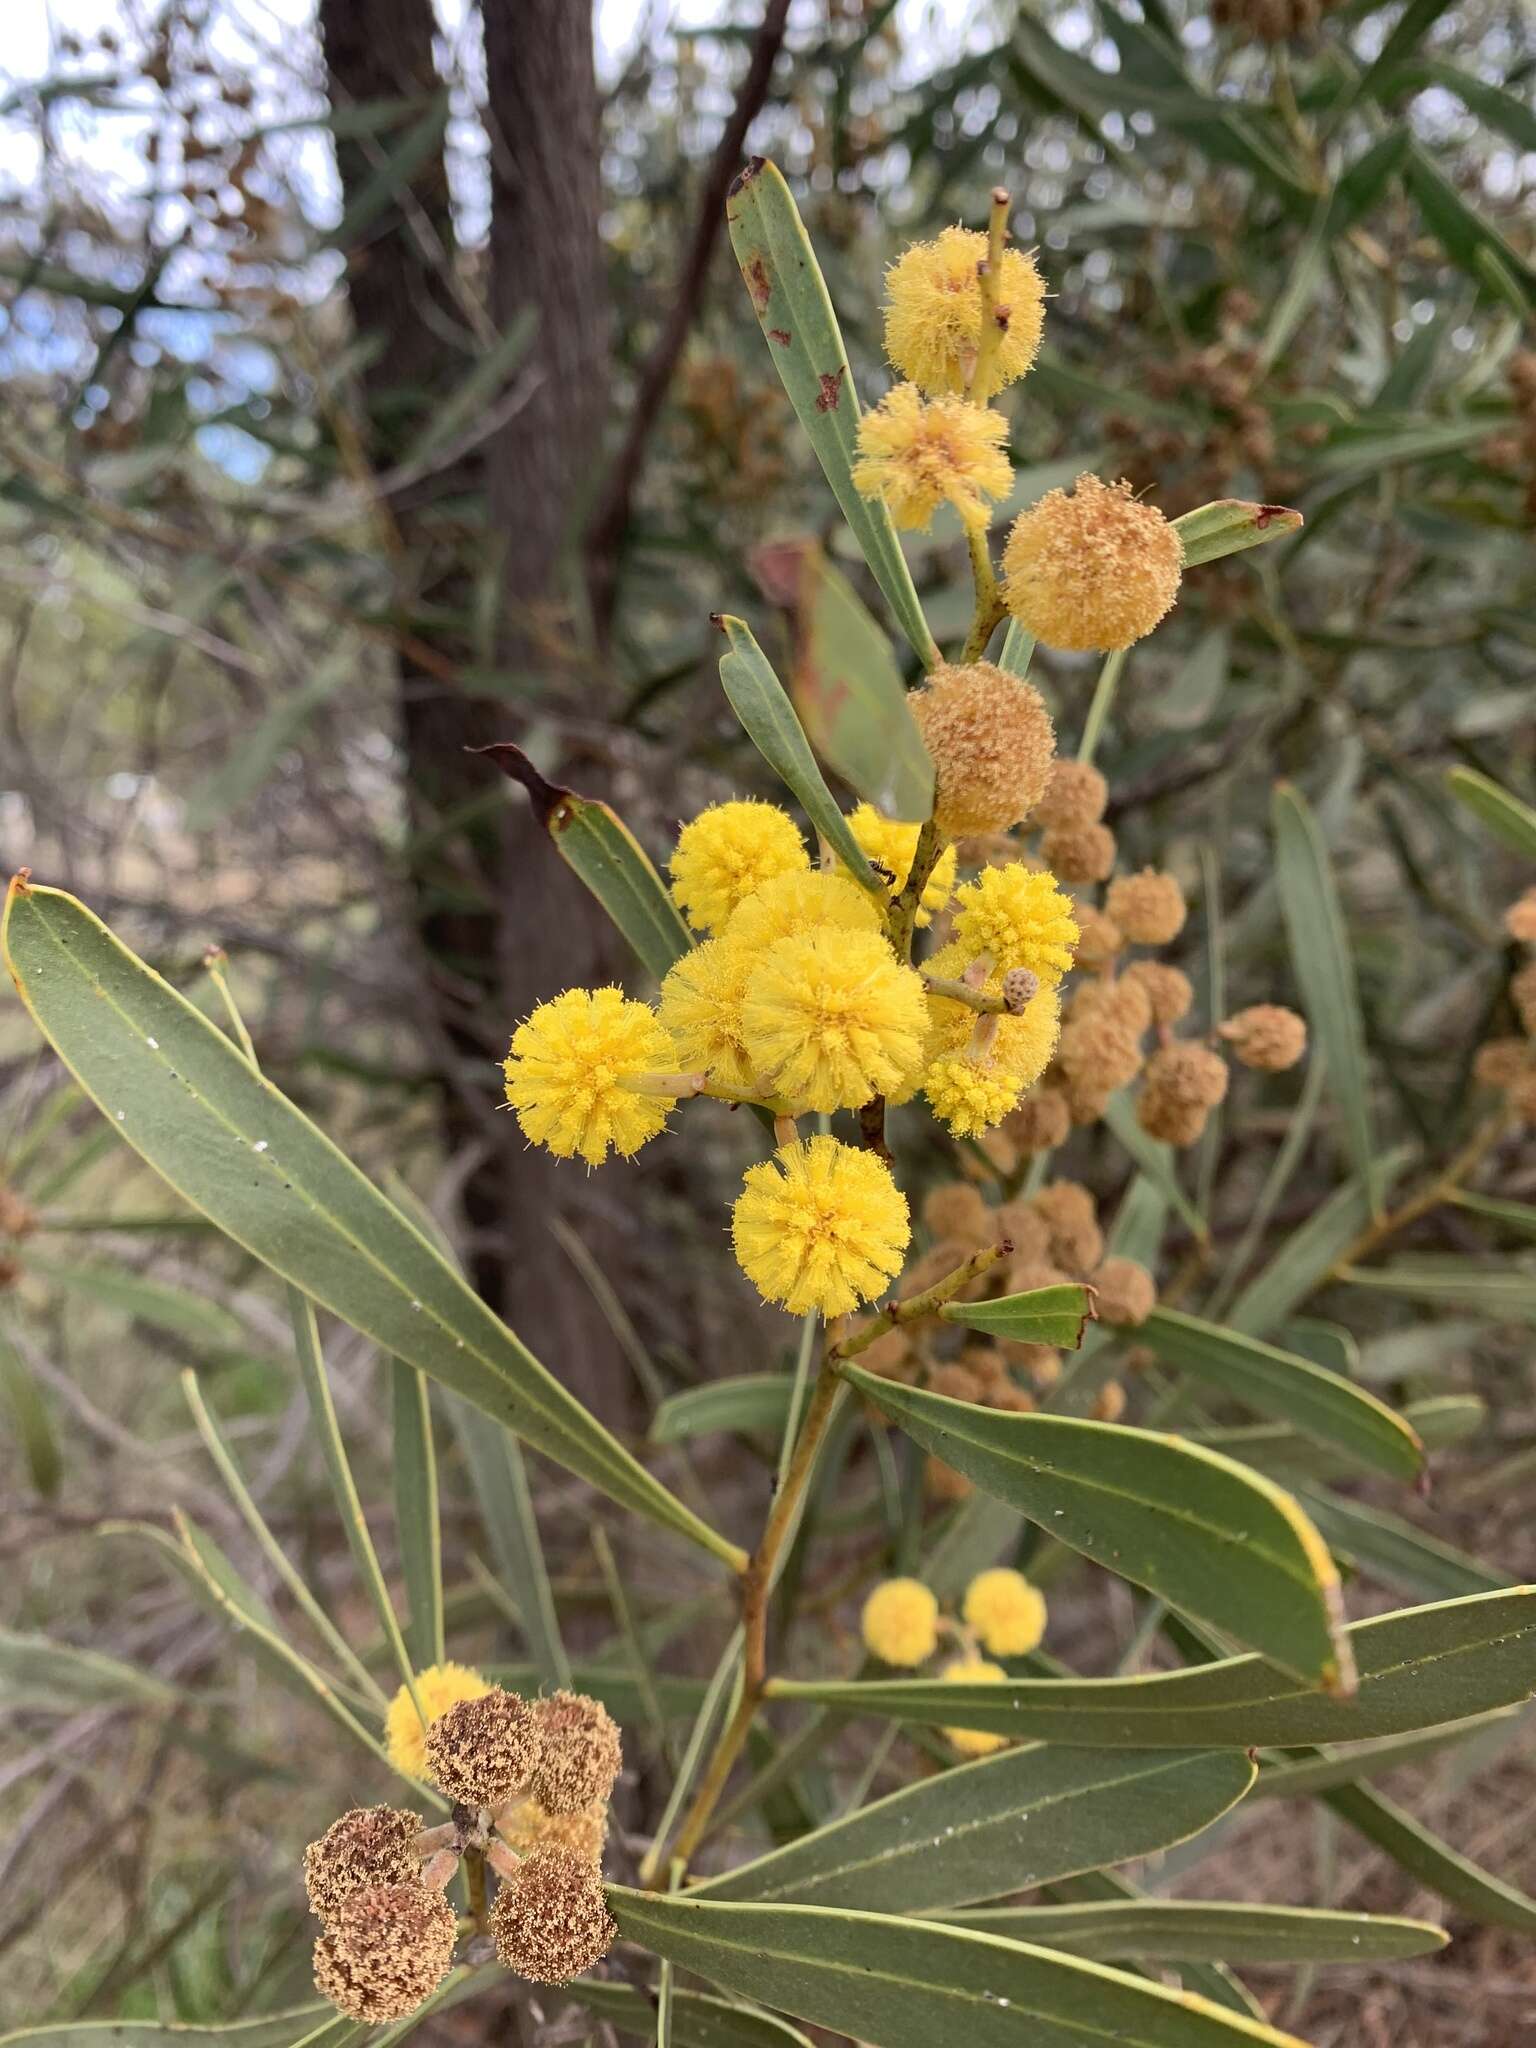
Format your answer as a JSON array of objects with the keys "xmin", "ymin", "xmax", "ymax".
[{"xmin": 2, "ymin": 0, "xmax": 1535, "ymax": 2038}]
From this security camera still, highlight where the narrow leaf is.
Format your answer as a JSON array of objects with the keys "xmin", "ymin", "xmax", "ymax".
[
  {"xmin": 715, "ymin": 617, "xmax": 883, "ymax": 892},
  {"xmin": 1325, "ymin": 1780, "xmax": 1536, "ymax": 1930},
  {"xmin": 451, "ymin": 1401, "xmax": 571, "ymax": 1691},
  {"xmin": 1445, "ymin": 766, "xmax": 1536, "ymax": 858},
  {"xmin": 725, "ymin": 157, "xmax": 939, "ymax": 668},
  {"xmin": 843, "ymin": 1366, "xmax": 1350, "ymax": 1690},
  {"xmin": 1173, "ymin": 500, "xmax": 1303, "ymax": 568},
  {"xmin": 0, "ymin": 1325, "xmax": 61, "ymax": 1496},
  {"xmin": 392, "ymin": 1359, "xmax": 444, "ymax": 1670},
  {"xmin": 607, "ymin": 1891, "xmax": 1310, "ymax": 2047},
  {"xmin": 941, "ymin": 1899, "xmax": 1445, "ymax": 1964},
  {"xmin": 1137, "ymin": 1309, "xmax": 1422, "ymax": 1482},
  {"xmin": 572, "ymin": 1980, "xmax": 814, "ymax": 2048},
  {"xmin": 1299, "ymin": 1487, "xmax": 1509, "ymax": 1601},
  {"xmin": 0, "ymin": 1627, "xmax": 181, "ymax": 1710},
  {"xmin": 475, "ymin": 746, "xmax": 693, "ymax": 980},
  {"xmin": 1253, "ymin": 1709, "xmax": 1519, "ymax": 1798},
  {"xmin": 652, "ymin": 1373, "xmax": 795, "ymax": 1445},
  {"xmin": 937, "ymin": 1284, "xmax": 1093, "ymax": 1350},
  {"xmin": 1272, "ymin": 785, "xmax": 1381, "ymax": 1218},
  {"xmin": 1227, "ymin": 1151, "xmax": 1414, "ymax": 1337},
  {"xmin": 767, "ymin": 1587, "xmax": 1536, "ymax": 1748},
  {"xmin": 0, "ymin": 879, "xmax": 740, "ymax": 1571},
  {"xmin": 0, "ymin": 2014, "xmax": 336, "ymax": 2047},
  {"xmin": 692, "ymin": 1745, "xmax": 1254, "ymax": 1911}
]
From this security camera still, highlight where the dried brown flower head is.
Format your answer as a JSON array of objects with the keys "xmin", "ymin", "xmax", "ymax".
[
  {"xmin": 1033, "ymin": 758, "xmax": 1109, "ymax": 833},
  {"xmin": 1211, "ymin": 0, "xmax": 1340, "ymax": 42},
  {"xmin": 1070, "ymin": 976, "xmax": 1154, "ymax": 1039},
  {"xmin": 1509, "ymin": 1070, "xmax": 1536, "ymax": 1123},
  {"xmin": 990, "ymin": 1382, "xmax": 1037, "ymax": 1412},
  {"xmin": 312, "ymin": 1881, "xmax": 455, "ymax": 2022},
  {"xmin": 1506, "ymin": 888, "xmax": 1536, "ymax": 945},
  {"xmin": 909, "ymin": 661, "xmax": 1056, "ymax": 837},
  {"xmin": 1040, "ymin": 822, "xmax": 1116, "ymax": 886},
  {"xmin": 924, "ymin": 1453, "xmax": 973, "ymax": 1502},
  {"xmin": 1218, "ymin": 1004, "xmax": 1307, "ymax": 1072},
  {"xmin": 928, "ymin": 1361, "xmax": 985, "ymax": 1404},
  {"xmin": 1002, "ymin": 1087, "xmax": 1072, "ymax": 1155},
  {"xmin": 424, "ymin": 1687, "xmax": 540, "ymax": 1808},
  {"xmin": 1057, "ymin": 1006, "xmax": 1145, "ymax": 1097},
  {"xmin": 1071, "ymin": 905, "xmax": 1124, "ymax": 970},
  {"xmin": 528, "ymin": 1692, "xmax": 622, "ymax": 1816},
  {"xmin": 1474, "ymin": 1038, "xmax": 1530, "ymax": 1089},
  {"xmin": 1121, "ymin": 960, "xmax": 1194, "ymax": 1028},
  {"xmin": 1092, "ymin": 1256, "xmax": 1157, "ymax": 1328},
  {"xmin": 859, "ymin": 1326, "xmax": 916, "ymax": 1381},
  {"xmin": 921, "ymin": 1181, "xmax": 992, "ymax": 1247},
  {"xmin": 0, "ymin": 1184, "xmax": 38, "ymax": 1239},
  {"xmin": 1003, "ymin": 476, "xmax": 1183, "ymax": 652},
  {"xmin": 994, "ymin": 1197, "xmax": 1052, "ymax": 1262},
  {"xmin": 1137, "ymin": 1041, "xmax": 1229, "ymax": 1145},
  {"xmin": 1512, "ymin": 963, "xmax": 1536, "ymax": 1038},
  {"xmin": 1091, "ymin": 1380, "xmax": 1128, "ymax": 1423},
  {"xmin": 1006, "ymin": 1256, "xmax": 1072, "ymax": 1295},
  {"xmin": 1106, "ymin": 869, "xmax": 1187, "ymax": 947},
  {"xmin": 1031, "ymin": 1179, "xmax": 1104, "ymax": 1274},
  {"xmin": 492, "ymin": 1843, "xmax": 616, "ymax": 1984},
  {"xmin": 1000, "ymin": 1340, "xmax": 1062, "ymax": 1389},
  {"xmin": 303, "ymin": 1806, "xmax": 423, "ymax": 1925}
]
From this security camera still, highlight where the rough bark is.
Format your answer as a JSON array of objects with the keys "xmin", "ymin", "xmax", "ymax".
[{"xmin": 318, "ymin": 0, "xmax": 630, "ymax": 1414}]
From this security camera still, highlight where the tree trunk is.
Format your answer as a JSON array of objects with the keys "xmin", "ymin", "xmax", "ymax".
[{"xmin": 318, "ymin": 0, "xmax": 632, "ymax": 1415}]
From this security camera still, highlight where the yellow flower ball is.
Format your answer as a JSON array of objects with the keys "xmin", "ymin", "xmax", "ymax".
[
  {"xmin": 384, "ymin": 1661, "xmax": 491, "ymax": 1781},
  {"xmin": 723, "ymin": 866, "xmax": 882, "ymax": 951},
  {"xmin": 852, "ymin": 383, "xmax": 1013, "ymax": 531},
  {"xmin": 884, "ymin": 226, "xmax": 1046, "ymax": 401},
  {"xmin": 847, "ymin": 805, "xmax": 958, "ymax": 928},
  {"xmin": 503, "ymin": 987, "xmax": 677, "ymax": 1166},
  {"xmin": 742, "ymin": 926, "xmax": 929, "ymax": 1113},
  {"xmin": 669, "ymin": 800, "xmax": 808, "ymax": 933},
  {"xmin": 951, "ymin": 865, "xmax": 1079, "ymax": 985},
  {"xmin": 909, "ymin": 662, "xmax": 1056, "ymax": 838},
  {"xmin": 732, "ymin": 1135, "xmax": 910, "ymax": 1318},
  {"xmin": 962, "ymin": 1567, "xmax": 1047, "ymax": 1657},
  {"xmin": 861, "ymin": 1576, "xmax": 941, "ymax": 1668},
  {"xmin": 938, "ymin": 1656, "xmax": 1010, "ymax": 1757},
  {"xmin": 1003, "ymin": 475, "xmax": 1183, "ymax": 653},
  {"xmin": 658, "ymin": 936, "xmax": 757, "ymax": 1095}
]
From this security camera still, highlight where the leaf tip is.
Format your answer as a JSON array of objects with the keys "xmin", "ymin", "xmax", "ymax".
[{"xmin": 469, "ymin": 741, "xmax": 574, "ymax": 835}]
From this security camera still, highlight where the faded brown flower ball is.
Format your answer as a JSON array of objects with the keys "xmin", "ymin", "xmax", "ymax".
[
  {"xmin": 304, "ymin": 1806, "xmax": 423, "ymax": 1925},
  {"xmin": 1091, "ymin": 1380, "xmax": 1128, "ymax": 1423},
  {"xmin": 425, "ymin": 1686, "xmax": 541, "ymax": 1807},
  {"xmin": 994, "ymin": 1196, "xmax": 1052, "ymax": 1261},
  {"xmin": 1092, "ymin": 1256, "xmax": 1157, "ymax": 1328},
  {"xmin": 1033, "ymin": 758, "xmax": 1108, "ymax": 833},
  {"xmin": 1106, "ymin": 869, "xmax": 1187, "ymax": 946},
  {"xmin": 929, "ymin": 1361, "xmax": 985, "ymax": 1404},
  {"xmin": 498, "ymin": 1795, "xmax": 609, "ymax": 1866},
  {"xmin": 1137, "ymin": 1041, "xmax": 1229, "ymax": 1146},
  {"xmin": 1121, "ymin": 960, "xmax": 1194, "ymax": 1028},
  {"xmin": 313, "ymin": 1881, "xmax": 455, "ymax": 2022},
  {"xmin": 1032, "ymin": 1180, "xmax": 1104, "ymax": 1274},
  {"xmin": 1071, "ymin": 905, "xmax": 1124, "ymax": 969},
  {"xmin": 1003, "ymin": 1086, "xmax": 1073, "ymax": 1155},
  {"xmin": 1007, "ymin": 1255, "xmax": 1072, "ymax": 1295},
  {"xmin": 1218, "ymin": 1004, "xmax": 1307, "ymax": 1072},
  {"xmin": 529, "ymin": 1691, "xmax": 622, "ymax": 1816},
  {"xmin": 1001, "ymin": 1340, "xmax": 1062, "ymax": 1389},
  {"xmin": 1041, "ymin": 821, "xmax": 1116, "ymax": 886},
  {"xmin": 1506, "ymin": 888, "xmax": 1536, "ymax": 945},
  {"xmin": 1510, "ymin": 1071, "xmax": 1536, "ymax": 1123},
  {"xmin": 1071, "ymin": 975, "xmax": 1154, "ymax": 1039},
  {"xmin": 924, "ymin": 1453, "xmax": 973, "ymax": 1502},
  {"xmin": 859, "ymin": 1326, "xmax": 916, "ymax": 1382},
  {"xmin": 1058, "ymin": 1007, "xmax": 1145, "ymax": 1097},
  {"xmin": 921, "ymin": 1181, "xmax": 991, "ymax": 1247},
  {"xmin": 1512, "ymin": 963, "xmax": 1536, "ymax": 1038},
  {"xmin": 1474, "ymin": 1037, "xmax": 1530, "ymax": 1090},
  {"xmin": 492, "ymin": 1843, "xmax": 615, "ymax": 1984},
  {"xmin": 910, "ymin": 662, "xmax": 1057, "ymax": 837}
]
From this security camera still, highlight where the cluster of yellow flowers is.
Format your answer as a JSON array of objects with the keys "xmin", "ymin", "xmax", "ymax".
[
  {"xmin": 851, "ymin": 223, "xmax": 1183, "ymax": 655},
  {"xmin": 503, "ymin": 664, "xmax": 1085, "ymax": 1320},
  {"xmin": 861, "ymin": 1566, "xmax": 1046, "ymax": 1756}
]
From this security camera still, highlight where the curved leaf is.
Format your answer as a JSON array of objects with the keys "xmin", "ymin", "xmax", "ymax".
[
  {"xmin": 1173, "ymin": 500, "xmax": 1302, "ymax": 567},
  {"xmin": 725, "ymin": 157, "xmax": 939, "ymax": 669},
  {"xmin": 942, "ymin": 1899, "xmax": 1444, "ymax": 1964},
  {"xmin": 1325, "ymin": 1780, "xmax": 1536, "ymax": 1930},
  {"xmin": 938, "ymin": 1283, "xmax": 1093, "ymax": 1350},
  {"xmin": 692, "ymin": 1745, "xmax": 1254, "ymax": 1911},
  {"xmin": 0, "ymin": 878, "xmax": 742, "ymax": 1573},
  {"xmin": 716, "ymin": 618, "xmax": 884, "ymax": 892},
  {"xmin": 843, "ymin": 1365, "xmax": 1350, "ymax": 1690},
  {"xmin": 607, "ymin": 1890, "xmax": 1310, "ymax": 2047},
  {"xmin": 0, "ymin": 2017, "xmax": 332, "ymax": 2048},
  {"xmin": 1446, "ymin": 765, "xmax": 1536, "ymax": 859},
  {"xmin": 1138, "ymin": 1308, "xmax": 1422, "ymax": 1482},
  {"xmin": 574, "ymin": 1981, "xmax": 814, "ymax": 2047},
  {"xmin": 767, "ymin": 1587, "xmax": 1536, "ymax": 1747}
]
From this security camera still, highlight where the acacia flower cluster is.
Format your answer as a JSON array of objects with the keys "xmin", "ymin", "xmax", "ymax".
[
  {"xmin": 860, "ymin": 1566, "xmax": 1047, "ymax": 1756},
  {"xmin": 503, "ymin": 740, "xmax": 1081, "ymax": 1318},
  {"xmin": 304, "ymin": 1662, "xmax": 622, "ymax": 2021}
]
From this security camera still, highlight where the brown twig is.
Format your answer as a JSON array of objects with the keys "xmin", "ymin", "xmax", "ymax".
[{"xmin": 585, "ymin": 0, "xmax": 793, "ymax": 638}]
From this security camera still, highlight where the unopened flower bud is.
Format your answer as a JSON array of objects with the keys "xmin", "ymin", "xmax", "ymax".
[
  {"xmin": 1033, "ymin": 758, "xmax": 1108, "ymax": 832},
  {"xmin": 921, "ymin": 1181, "xmax": 991, "ymax": 1247},
  {"xmin": 303, "ymin": 1807, "xmax": 423, "ymax": 1925},
  {"xmin": 924, "ymin": 1453, "xmax": 974, "ymax": 1502},
  {"xmin": 1031, "ymin": 1180, "xmax": 1103, "ymax": 1274},
  {"xmin": 1091, "ymin": 1380, "xmax": 1128, "ymax": 1423},
  {"xmin": 1218, "ymin": 1004, "xmax": 1307, "ymax": 1072},
  {"xmin": 1041, "ymin": 822, "xmax": 1116, "ymax": 886},
  {"xmin": 1505, "ymin": 887, "xmax": 1536, "ymax": 945},
  {"xmin": 1121, "ymin": 960, "xmax": 1194, "ymax": 1028},
  {"xmin": 1512, "ymin": 963, "xmax": 1536, "ymax": 1037},
  {"xmin": 1106, "ymin": 868, "xmax": 1187, "ymax": 947},
  {"xmin": 1071, "ymin": 906, "xmax": 1123, "ymax": 969},
  {"xmin": 1092, "ymin": 1256, "xmax": 1157, "ymax": 1327},
  {"xmin": 1003, "ymin": 476, "xmax": 1182, "ymax": 653},
  {"xmin": 528, "ymin": 1691, "xmax": 622, "ymax": 1816},
  {"xmin": 1002, "ymin": 966, "xmax": 1039, "ymax": 1014},
  {"xmin": 1474, "ymin": 1038, "xmax": 1530, "ymax": 1089},
  {"xmin": 312, "ymin": 1881, "xmax": 456, "ymax": 2022},
  {"xmin": 491, "ymin": 1843, "xmax": 616, "ymax": 1984},
  {"xmin": 1002, "ymin": 1086, "xmax": 1071, "ymax": 1154},
  {"xmin": 909, "ymin": 662, "xmax": 1056, "ymax": 837}
]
